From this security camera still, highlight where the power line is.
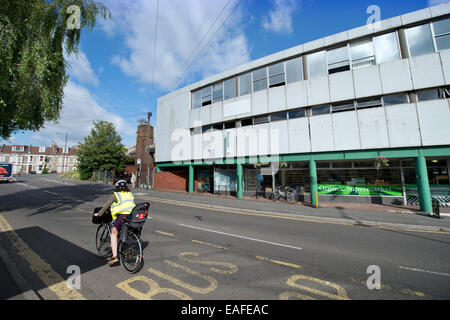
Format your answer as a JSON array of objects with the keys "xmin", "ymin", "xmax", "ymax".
[
  {"xmin": 151, "ymin": 0, "xmax": 160, "ymax": 92},
  {"xmin": 168, "ymin": 0, "xmax": 235, "ymax": 90}
]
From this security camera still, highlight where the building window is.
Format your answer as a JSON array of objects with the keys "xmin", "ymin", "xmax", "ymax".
[
  {"xmin": 307, "ymin": 51, "xmax": 327, "ymax": 79},
  {"xmin": 12, "ymin": 146, "xmax": 24, "ymax": 152},
  {"xmin": 239, "ymin": 73, "xmax": 252, "ymax": 96},
  {"xmin": 327, "ymin": 46, "xmax": 350, "ymax": 74},
  {"xmin": 357, "ymin": 97, "xmax": 382, "ymax": 109},
  {"xmin": 202, "ymin": 125, "xmax": 212, "ymax": 134},
  {"xmin": 201, "ymin": 86, "xmax": 212, "ymax": 106},
  {"xmin": 268, "ymin": 62, "xmax": 285, "ymax": 88},
  {"xmin": 350, "ymin": 39, "xmax": 375, "ymax": 70},
  {"xmin": 39, "ymin": 146, "xmax": 46, "ymax": 152},
  {"xmin": 405, "ymin": 24, "xmax": 435, "ymax": 57},
  {"xmin": 240, "ymin": 118, "xmax": 253, "ymax": 127},
  {"xmin": 252, "ymin": 67, "xmax": 267, "ymax": 92},
  {"xmin": 416, "ymin": 88, "xmax": 440, "ymax": 101},
  {"xmin": 192, "ymin": 90, "xmax": 201, "ymax": 109},
  {"xmin": 29, "ymin": 156, "xmax": 33, "ymax": 162},
  {"xmin": 253, "ymin": 115, "xmax": 269, "ymax": 125},
  {"xmin": 285, "ymin": 57, "xmax": 303, "ymax": 84},
  {"xmin": 224, "ymin": 121, "xmax": 236, "ymax": 129},
  {"xmin": 270, "ymin": 112, "xmax": 287, "ymax": 122},
  {"xmin": 433, "ymin": 18, "xmax": 450, "ymax": 51},
  {"xmin": 332, "ymin": 102, "xmax": 355, "ymax": 113},
  {"xmin": 288, "ymin": 108, "xmax": 306, "ymax": 119},
  {"xmin": 39, "ymin": 156, "xmax": 44, "ymax": 162},
  {"xmin": 356, "ymin": 98, "xmax": 381, "ymax": 109},
  {"xmin": 311, "ymin": 105, "xmax": 331, "ymax": 116},
  {"xmin": 212, "ymin": 123, "xmax": 223, "ymax": 131},
  {"xmin": 213, "ymin": 83, "xmax": 223, "ymax": 103},
  {"xmin": 373, "ymin": 32, "xmax": 401, "ymax": 64},
  {"xmin": 39, "ymin": 165, "xmax": 43, "ymax": 171},
  {"xmin": 382, "ymin": 93, "xmax": 409, "ymax": 106},
  {"xmin": 224, "ymin": 78, "xmax": 237, "ymax": 100}
]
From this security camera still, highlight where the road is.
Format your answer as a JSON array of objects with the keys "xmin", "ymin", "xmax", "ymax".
[{"xmin": 0, "ymin": 174, "xmax": 449, "ymax": 301}]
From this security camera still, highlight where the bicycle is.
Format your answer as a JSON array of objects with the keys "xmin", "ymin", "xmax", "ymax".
[
  {"xmin": 92, "ymin": 202, "xmax": 150, "ymax": 273},
  {"xmin": 269, "ymin": 186, "xmax": 298, "ymax": 204}
]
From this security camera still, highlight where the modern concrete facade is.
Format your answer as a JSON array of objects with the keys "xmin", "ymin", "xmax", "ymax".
[{"xmin": 155, "ymin": 4, "xmax": 450, "ymax": 212}]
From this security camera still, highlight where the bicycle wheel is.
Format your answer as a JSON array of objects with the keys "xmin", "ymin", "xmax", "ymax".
[
  {"xmin": 119, "ymin": 231, "xmax": 144, "ymax": 274},
  {"xmin": 95, "ymin": 224, "xmax": 112, "ymax": 259},
  {"xmin": 270, "ymin": 192, "xmax": 279, "ymax": 202},
  {"xmin": 286, "ymin": 191, "xmax": 297, "ymax": 204}
]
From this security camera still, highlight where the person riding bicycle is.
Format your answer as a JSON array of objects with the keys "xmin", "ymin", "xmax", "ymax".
[{"xmin": 94, "ymin": 179, "xmax": 135, "ymax": 266}]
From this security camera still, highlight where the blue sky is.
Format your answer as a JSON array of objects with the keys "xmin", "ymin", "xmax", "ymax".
[{"xmin": 2, "ymin": 0, "xmax": 446, "ymax": 148}]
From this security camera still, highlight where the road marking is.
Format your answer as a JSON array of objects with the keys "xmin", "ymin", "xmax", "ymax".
[
  {"xmin": 401, "ymin": 289, "xmax": 427, "ymax": 297},
  {"xmin": 279, "ymin": 292, "xmax": 316, "ymax": 300},
  {"xmin": 178, "ymin": 252, "xmax": 238, "ymax": 275},
  {"xmin": 116, "ymin": 275, "xmax": 192, "ymax": 300},
  {"xmin": 16, "ymin": 182, "xmax": 58, "ymax": 195},
  {"xmin": 155, "ymin": 230, "xmax": 174, "ymax": 237},
  {"xmin": 40, "ymin": 178, "xmax": 71, "ymax": 185},
  {"xmin": 136, "ymin": 196, "xmax": 450, "ymax": 235},
  {"xmin": 398, "ymin": 266, "xmax": 450, "ymax": 277},
  {"xmin": 256, "ymin": 256, "xmax": 302, "ymax": 269},
  {"xmin": 179, "ymin": 224, "xmax": 302, "ymax": 251},
  {"xmin": 0, "ymin": 213, "xmax": 86, "ymax": 300},
  {"xmin": 192, "ymin": 239, "xmax": 228, "ymax": 250},
  {"xmin": 148, "ymin": 260, "xmax": 218, "ymax": 295},
  {"xmin": 283, "ymin": 274, "xmax": 350, "ymax": 300},
  {"xmin": 43, "ymin": 190, "xmax": 58, "ymax": 196}
]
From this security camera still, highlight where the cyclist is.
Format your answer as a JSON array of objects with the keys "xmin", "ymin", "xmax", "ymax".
[{"xmin": 94, "ymin": 179, "xmax": 135, "ymax": 266}]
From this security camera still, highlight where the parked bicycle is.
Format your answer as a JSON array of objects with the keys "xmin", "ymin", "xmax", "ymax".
[
  {"xmin": 269, "ymin": 186, "xmax": 298, "ymax": 204},
  {"xmin": 92, "ymin": 202, "xmax": 150, "ymax": 273}
]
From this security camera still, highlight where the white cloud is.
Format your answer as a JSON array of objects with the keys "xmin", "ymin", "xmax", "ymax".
[
  {"xmin": 99, "ymin": 0, "xmax": 250, "ymax": 91},
  {"xmin": 262, "ymin": 0, "xmax": 299, "ymax": 34},
  {"xmin": 428, "ymin": 0, "xmax": 449, "ymax": 7},
  {"xmin": 31, "ymin": 81, "xmax": 136, "ymax": 147},
  {"xmin": 65, "ymin": 49, "xmax": 99, "ymax": 86}
]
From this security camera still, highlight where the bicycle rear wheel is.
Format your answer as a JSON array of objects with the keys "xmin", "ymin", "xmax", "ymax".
[
  {"xmin": 119, "ymin": 231, "xmax": 144, "ymax": 274},
  {"xmin": 286, "ymin": 191, "xmax": 297, "ymax": 204},
  {"xmin": 95, "ymin": 224, "xmax": 112, "ymax": 259}
]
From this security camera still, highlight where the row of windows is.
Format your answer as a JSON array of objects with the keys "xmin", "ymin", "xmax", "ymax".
[
  {"xmin": 192, "ymin": 17, "xmax": 450, "ymax": 109},
  {"xmin": 192, "ymin": 87, "xmax": 449, "ymax": 134}
]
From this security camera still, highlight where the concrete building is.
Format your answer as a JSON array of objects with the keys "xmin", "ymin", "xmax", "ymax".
[
  {"xmin": 0, "ymin": 144, "xmax": 78, "ymax": 174},
  {"xmin": 155, "ymin": 4, "xmax": 450, "ymax": 212}
]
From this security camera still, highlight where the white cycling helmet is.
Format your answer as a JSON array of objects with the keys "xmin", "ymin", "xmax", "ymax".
[{"xmin": 115, "ymin": 179, "xmax": 128, "ymax": 188}]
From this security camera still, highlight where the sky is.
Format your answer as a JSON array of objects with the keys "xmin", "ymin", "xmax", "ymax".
[{"xmin": 1, "ymin": 0, "xmax": 448, "ymax": 149}]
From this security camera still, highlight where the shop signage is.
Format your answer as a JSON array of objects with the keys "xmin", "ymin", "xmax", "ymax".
[{"xmin": 318, "ymin": 184, "xmax": 403, "ymax": 196}]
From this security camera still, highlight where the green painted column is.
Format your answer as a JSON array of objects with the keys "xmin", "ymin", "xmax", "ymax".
[
  {"xmin": 309, "ymin": 159, "xmax": 318, "ymax": 208},
  {"xmin": 415, "ymin": 150, "xmax": 432, "ymax": 213},
  {"xmin": 237, "ymin": 163, "xmax": 243, "ymax": 199},
  {"xmin": 188, "ymin": 165, "xmax": 194, "ymax": 193},
  {"xmin": 156, "ymin": 166, "xmax": 161, "ymax": 173}
]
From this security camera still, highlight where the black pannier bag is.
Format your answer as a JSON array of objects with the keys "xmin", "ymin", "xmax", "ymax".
[{"xmin": 92, "ymin": 207, "xmax": 112, "ymax": 224}]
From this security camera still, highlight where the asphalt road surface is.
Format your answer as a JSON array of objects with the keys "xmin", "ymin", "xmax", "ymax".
[{"xmin": 1, "ymin": 175, "xmax": 449, "ymax": 301}]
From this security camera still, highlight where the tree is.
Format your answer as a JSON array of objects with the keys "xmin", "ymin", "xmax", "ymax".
[
  {"xmin": 76, "ymin": 121, "xmax": 127, "ymax": 180},
  {"xmin": 0, "ymin": 0, "xmax": 110, "ymax": 139}
]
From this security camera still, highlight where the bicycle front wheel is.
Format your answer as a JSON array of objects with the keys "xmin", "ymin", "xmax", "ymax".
[
  {"xmin": 119, "ymin": 231, "xmax": 144, "ymax": 274},
  {"xmin": 95, "ymin": 224, "xmax": 112, "ymax": 259},
  {"xmin": 286, "ymin": 191, "xmax": 297, "ymax": 204}
]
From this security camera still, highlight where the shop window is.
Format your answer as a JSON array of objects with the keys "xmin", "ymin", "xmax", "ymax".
[
  {"xmin": 401, "ymin": 160, "xmax": 415, "ymax": 168},
  {"xmin": 307, "ymin": 51, "xmax": 327, "ymax": 79},
  {"xmin": 331, "ymin": 162, "xmax": 352, "ymax": 168},
  {"xmin": 416, "ymin": 88, "xmax": 440, "ymax": 101},
  {"xmin": 405, "ymin": 24, "xmax": 435, "ymax": 57},
  {"xmin": 288, "ymin": 108, "xmax": 306, "ymax": 119},
  {"xmin": 433, "ymin": 17, "xmax": 450, "ymax": 51},
  {"xmin": 350, "ymin": 39, "xmax": 375, "ymax": 70},
  {"xmin": 286, "ymin": 57, "xmax": 303, "ymax": 84},
  {"xmin": 353, "ymin": 161, "xmax": 375, "ymax": 168},
  {"xmin": 213, "ymin": 83, "xmax": 223, "ymax": 103},
  {"xmin": 241, "ymin": 118, "xmax": 253, "ymax": 127},
  {"xmin": 201, "ymin": 86, "xmax": 212, "ymax": 106},
  {"xmin": 316, "ymin": 162, "xmax": 331, "ymax": 168},
  {"xmin": 224, "ymin": 121, "xmax": 236, "ymax": 129},
  {"xmin": 192, "ymin": 90, "xmax": 201, "ymax": 109},
  {"xmin": 252, "ymin": 67, "xmax": 268, "ymax": 92},
  {"xmin": 291, "ymin": 162, "xmax": 308, "ymax": 169},
  {"xmin": 311, "ymin": 105, "xmax": 331, "ymax": 116},
  {"xmin": 332, "ymin": 102, "xmax": 355, "ymax": 113},
  {"xmin": 373, "ymin": 32, "xmax": 401, "ymax": 64},
  {"xmin": 270, "ymin": 112, "xmax": 287, "ymax": 122},
  {"xmin": 239, "ymin": 73, "xmax": 252, "ymax": 96},
  {"xmin": 383, "ymin": 93, "xmax": 409, "ymax": 106},
  {"xmin": 268, "ymin": 62, "xmax": 285, "ymax": 88},
  {"xmin": 327, "ymin": 46, "xmax": 350, "ymax": 74},
  {"xmin": 253, "ymin": 115, "xmax": 269, "ymax": 125},
  {"xmin": 356, "ymin": 97, "xmax": 382, "ymax": 109},
  {"xmin": 224, "ymin": 78, "xmax": 237, "ymax": 100}
]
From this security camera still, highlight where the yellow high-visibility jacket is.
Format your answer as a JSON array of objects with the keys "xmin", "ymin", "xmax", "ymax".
[{"xmin": 110, "ymin": 191, "xmax": 135, "ymax": 220}]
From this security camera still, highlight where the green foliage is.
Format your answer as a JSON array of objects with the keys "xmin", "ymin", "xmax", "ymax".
[
  {"xmin": 0, "ymin": 0, "xmax": 110, "ymax": 139},
  {"xmin": 76, "ymin": 121, "xmax": 127, "ymax": 180},
  {"xmin": 59, "ymin": 169, "xmax": 80, "ymax": 180},
  {"xmin": 42, "ymin": 165, "xmax": 49, "ymax": 174}
]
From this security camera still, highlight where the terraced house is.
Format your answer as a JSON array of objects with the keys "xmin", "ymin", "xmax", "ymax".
[
  {"xmin": 155, "ymin": 4, "xmax": 450, "ymax": 212},
  {"xmin": 0, "ymin": 144, "xmax": 78, "ymax": 174}
]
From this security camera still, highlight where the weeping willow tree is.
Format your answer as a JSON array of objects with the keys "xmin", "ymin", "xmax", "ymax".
[{"xmin": 0, "ymin": 0, "xmax": 110, "ymax": 139}]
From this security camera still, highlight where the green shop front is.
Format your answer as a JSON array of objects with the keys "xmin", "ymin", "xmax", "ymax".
[{"xmin": 156, "ymin": 146, "xmax": 450, "ymax": 213}]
